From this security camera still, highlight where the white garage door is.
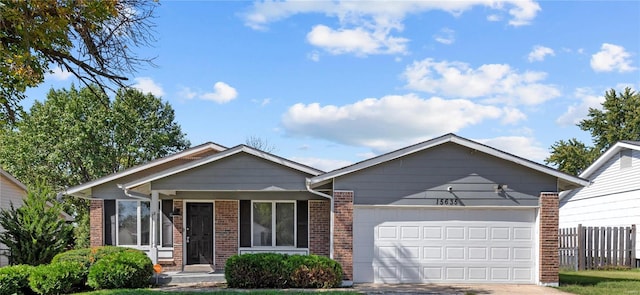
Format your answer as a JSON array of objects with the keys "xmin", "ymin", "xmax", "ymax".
[{"xmin": 353, "ymin": 207, "xmax": 537, "ymax": 284}]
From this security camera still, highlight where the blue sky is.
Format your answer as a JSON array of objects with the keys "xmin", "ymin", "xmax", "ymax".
[{"xmin": 26, "ymin": 1, "xmax": 640, "ymax": 172}]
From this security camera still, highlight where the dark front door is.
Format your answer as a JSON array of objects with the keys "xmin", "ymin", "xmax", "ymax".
[{"xmin": 186, "ymin": 203, "xmax": 213, "ymax": 265}]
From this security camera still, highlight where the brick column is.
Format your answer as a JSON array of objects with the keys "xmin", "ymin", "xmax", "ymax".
[
  {"xmin": 89, "ymin": 200, "xmax": 103, "ymax": 247},
  {"xmin": 309, "ymin": 200, "xmax": 330, "ymax": 256},
  {"xmin": 539, "ymin": 192, "xmax": 559, "ymax": 286},
  {"xmin": 215, "ymin": 200, "xmax": 238, "ymax": 271},
  {"xmin": 333, "ymin": 191, "xmax": 353, "ymax": 280},
  {"xmin": 171, "ymin": 200, "xmax": 184, "ymax": 271}
]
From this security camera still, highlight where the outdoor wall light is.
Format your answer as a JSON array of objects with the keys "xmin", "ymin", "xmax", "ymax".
[{"xmin": 170, "ymin": 208, "xmax": 181, "ymax": 217}]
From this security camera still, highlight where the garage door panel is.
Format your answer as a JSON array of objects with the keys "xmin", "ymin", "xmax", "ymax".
[{"xmin": 354, "ymin": 208, "xmax": 536, "ymax": 284}]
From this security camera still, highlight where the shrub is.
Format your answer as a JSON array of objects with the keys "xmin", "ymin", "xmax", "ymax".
[
  {"xmin": 51, "ymin": 245, "xmax": 131, "ymax": 289},
  {"xmin": 87, "ymin": 249, "xmax": 153, "ymax": 289},
  {"xmin": 0, "ymin": 264, "xmax": 35, "ymax": 295},
  {"xmin": 28, "ymin": 261, "xmax": 85, "ymax": 295},
  {"xmin": 225, "ymin": 253, "xmax": 343, "ymax": 289},
  {"xmin": 0, "ymin": 182, "xmax": 74, "ymax": 266},
  {"xmin": 288, "ymin": 255, "xmax": 342, "ymax": 288}
]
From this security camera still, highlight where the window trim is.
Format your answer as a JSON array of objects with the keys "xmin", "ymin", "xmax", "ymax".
[
  {"xmin": 250, "ymin": 200, "xmax": 297, "ymax": 248},
  {"xmin": 115, "ymin": 199, "xmax": 173, "ymax": 248}
]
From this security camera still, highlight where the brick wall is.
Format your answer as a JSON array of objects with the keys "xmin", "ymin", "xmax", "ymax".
[
  {"xmin": 89, "ymin": 200, "xmax": 103, "ymax": 247},
  {"xmin": 333, "ymin": 191, "xmax": 353, "ymax": 280},
  {"xmin": 166, "ymin": 200, "xmax": 183, "ymax": 272},
  {"xmin": 215, "ymin": 200, "xmax": 238, "ymax": 271},
  {"xmin": 539, "ymin": 192, "xmax": 559, "ymax": 286},
  {"xmin": 309, "ymin": 200, "xmax": 330, "ymax": 256}
]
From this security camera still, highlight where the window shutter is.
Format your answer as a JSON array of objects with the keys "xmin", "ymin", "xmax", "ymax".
[
  {"xmin": 239, "ymin": 200, "xmax": 251, "ymax": 247},
  {"xmin": 297, "ymin": 200, "xmax": 308, "ymax": 248},
  {"xmin": 104, "ymin": 200, "xmax": 116, "ymax": 245}
]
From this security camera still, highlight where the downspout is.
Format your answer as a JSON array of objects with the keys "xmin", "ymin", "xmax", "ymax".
[{"xmin": 305, "ymin": 178, "xmax": 334, "ymax": 260}]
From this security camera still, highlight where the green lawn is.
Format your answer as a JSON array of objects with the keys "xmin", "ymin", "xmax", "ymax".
[
  {"xmin": 559, "ymin": 269, "xmax": 640, "ymax": 295},
  {"xmin": 76, "ymin": 290, "xmax": 361, "ymax": 295}
]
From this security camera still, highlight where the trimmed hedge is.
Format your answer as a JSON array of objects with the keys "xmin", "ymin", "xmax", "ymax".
[
  {"xmin": 28, "ymin": 261, "xmax": 85, "ymax": 295},
  {"xmin": 0, "ymin": 264, "xmax": 35, "ymax": 295},
  {"xmin": 50, "ymin": 245, "xmax": 131, "ymax": 288},
  {"xmin": 225, "ymin": 253, "xmax": 342, "ymax": 288},
  {"xmin": 87, "ymin": 249, "xmax": 153, "ymax": 289}
]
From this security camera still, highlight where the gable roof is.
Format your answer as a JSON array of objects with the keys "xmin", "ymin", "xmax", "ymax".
[
  {"xmin": 64, "ymin": 142, "xmax": 227, "ymax": 197},
  {"xmin": 0, "ymin": 168, "xmax": 27, "ymax": 191},
  {"xmin": 121, "ymin": 144, "xmax": 324, "ymax": 190},
  {"xmin": 1, "ymin": 169, "xmax": 74, "ymax": 222},
  {"xmin": 309, "ymin": 133, "xmax": 589, "ymax": 191},
  {"xmin": 579, "ymin": 141, "xmax": 640, "ymax": 179}
]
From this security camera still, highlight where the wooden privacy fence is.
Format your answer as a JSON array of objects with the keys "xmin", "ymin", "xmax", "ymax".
[{"xmin": 559, "ymin": 224, "xmax": 636, "ymax": 270}]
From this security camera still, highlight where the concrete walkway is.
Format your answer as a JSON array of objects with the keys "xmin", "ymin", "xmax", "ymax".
[{"xmin": 157, "ymin": 282, "xmax": 573, "ymax": 294}]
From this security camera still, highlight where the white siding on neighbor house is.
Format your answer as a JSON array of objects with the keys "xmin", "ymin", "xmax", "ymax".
[
  {"xmin": 0, "ymin": 174, "xmax": 27, "ymax": 266},
  {"xmin": 560, "ymin": 149, "xmax": 640, "ymax": 254}
]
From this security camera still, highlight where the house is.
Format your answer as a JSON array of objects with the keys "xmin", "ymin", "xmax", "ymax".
[
  {"xmin": 63, "ymin": 134, "xmax": 588, "ymax": 286},
  {"xmin": 559, "ymin": 141, "xmax": 640, "ymax": 256},
  {"xmin": 0, "ymin": 169, "xmax": 27, "ymax": 266},
  {"xmin": 0, "ymin": 169, "xmax": 74, "ymax": 266}
]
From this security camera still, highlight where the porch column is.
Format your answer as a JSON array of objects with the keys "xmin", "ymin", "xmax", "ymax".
[
  {"xmin": 539, "ymin": 192, "xmax": 559, "ymax": 286},
  {"xmin": 150, "ymin": 190, "xmax": 159, "ymax": 264}
]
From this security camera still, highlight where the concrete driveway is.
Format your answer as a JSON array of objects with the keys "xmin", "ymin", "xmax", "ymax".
[
  {"xmin": 354, "ymin": 283, "xmax": 572, "ymax": 295},
  {"xmin": 158, "ymin": 282, "xmax": 572, "ymax": 294}
]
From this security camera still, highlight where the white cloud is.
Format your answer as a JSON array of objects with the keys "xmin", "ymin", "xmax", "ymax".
[
  {"xmin": 244, "ymin": 1, "xmax": 540, "ymax": 30},
  {"xmin": 528, "ymin": 45, "xmax": 555, "ymax": 62},
  {"xmin": 201, "ymin": 82, "xmax": 238, "ymax": 104},
  {"xmin": 500, "ymin": 107, "xmax": 527, "ymax": 124},
  {"xmin": 252, "ymin": 98, "xmax": 271, "ymax": 106},
  {"xmin": 476, "ymin": 136, "xmax": 548, "ymax": 163},
  {"xmin": 132, "ymin": 77, "xmax": 164, "ymax": 97},
  {"xmin": 434, "ymin": 28, "xmax": 455, "ymax": 45},
  {"xmin": 178, "ymin": 87, "xmax": 197, "ymax": 100},
  {"xmin": 591, "ymin": 43, "xmax": 636, "ymax": 73},
  {"xmin": 308, "ymin": 50, "xmax": 321, "ymax": 62},
  {"xmin": 46, "ymin": 66, "xmax": 72, "ymax": 81},
  {"xmin": 244, "ymin": 1, "xmax": 540, "ymax": 56},
  {"xmin": 282, "ymin": 94, "xmax": 517, "ymax": 153},
  {"xmin": 291, "ymin": 156, "xmax": 353, "ymax": 172},
  {"xmin": 307, "ymin": 25, "xmax": 408, "ymax": 56},
  {"xmin": 403, "ymin": 58, "xmax": 561, "ymax": 106},
  {"xmin": 556, "ymin": 88, "xmax": 605, "ymax": 126},
  {"xmin": 487, "ymin": 14, "xmax": 502, "ymax": 22}
]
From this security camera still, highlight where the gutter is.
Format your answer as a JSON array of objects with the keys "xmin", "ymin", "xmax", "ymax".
[
  {"xmin": 305, "ymin": 178, "xmax": 334, "ymax": 260},
  {"xmin": 117, "ymin": 184, "xmax": 151, "ymax": 200}
]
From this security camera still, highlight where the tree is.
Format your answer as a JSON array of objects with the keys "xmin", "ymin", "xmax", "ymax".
[
  {"xmin": 546, "ymin": 87, "xmax": 640, "ymax": 174},
  {"xmin": 0, "ymin": 182, "xmax": 73, "ymax": 265},
  {"xmin": 0, "ymin": 85, "xmax": 190, "ymax": 246},
  {"xmin": 0, "ymin": 0, "xmax": 158, "ymax": 123},
  {"xmin": 245, "ymin": 135, "xmax": 277, "ymax": 153}
]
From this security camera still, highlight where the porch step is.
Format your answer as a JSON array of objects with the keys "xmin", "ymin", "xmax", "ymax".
[{"xmin": 154, "ymin": 271, "xmax": 226, "ymax": 285}]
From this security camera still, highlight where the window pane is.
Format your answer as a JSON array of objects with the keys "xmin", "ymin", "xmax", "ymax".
[
  {"xmin": 252, "ymin": 203, "xmax": 272, "ymax": 246},
  {"xmin": 276, "ymin": 203, "xmax": 295, "ymax": 246},
  {"xmin": 161, "ymin": 200, "xmax": 173, "ymax": 247},
  {"xmin": 140, "ymin": 202, "xmax": 151, "ymax": 246},
  {"xmin": 118, "ymin": 201, "xmax": 138, "ymax": 245}
]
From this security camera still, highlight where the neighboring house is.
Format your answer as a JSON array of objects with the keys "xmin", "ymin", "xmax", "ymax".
[
  {"xmin": 560, "ymin": 141, "xmax": 640, "ymax": 255},
  {"xmin": 64, "ymin": 134, "xmax": 588, "ymax": 286},
  {"xmin": 0, "ymin": 169, "xmax": 74, "ymax": 266},
  {"xmin": 0, "ymin": 169, "xmax": 27, "ymax": 266}
]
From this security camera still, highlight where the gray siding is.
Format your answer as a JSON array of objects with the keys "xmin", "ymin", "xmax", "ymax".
[
  {"xmin": 335, "ymin": 142, "xmax": 558, "ymax": 206},
  {"xmin": 175, "ymin": 191, "xmax": 323, "ymax": 201},
  {"xmin": 152, "ymin": 153, "xmax": 315, "ymax": 191}
]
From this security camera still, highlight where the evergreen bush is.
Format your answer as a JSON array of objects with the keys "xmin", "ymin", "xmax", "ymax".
[
  {"xmin": 86, "ymin": 249, "xmax": 153, "ymax": 289},
  {"xmin": 28, "ymin": 261, "xmax": 85, "ymax": 295},
  {"xmin": 225, "ymin": 253, "xmax": 342, "ymax": 289},
  {"xmin": 0, "ymin": 264, "xmax": 34, "ymax": 295}
]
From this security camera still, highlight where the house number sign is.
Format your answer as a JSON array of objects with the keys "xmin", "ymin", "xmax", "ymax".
[{"xmin": 435, "ymin": 198, "xmax": 459, "ymax": 205}]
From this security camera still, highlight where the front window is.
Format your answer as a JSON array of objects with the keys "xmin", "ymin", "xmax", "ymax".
[
  {"xmin": 252, "ymin": 201, "xmax": 295, "ymax": 247},
  {"xmin": 117, "ymin": 200, "xmax": 173, "ymax": 247}
]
